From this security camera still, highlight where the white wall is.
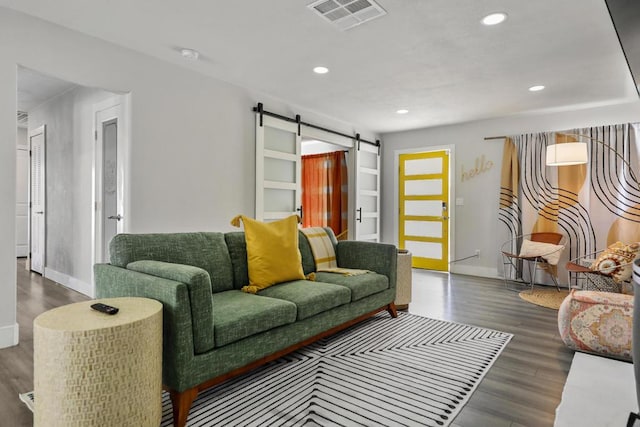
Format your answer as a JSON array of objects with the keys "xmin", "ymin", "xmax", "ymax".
[
  {"xmin": 28, "ymin": 86, "xmax": 115, "ymax": 294},
  {"xmin": 381, "ymin": 102, "xmax": 640, "ymax": 278},
  {"xmin": 0, "ymin": 8, "xmax": 375, "ymax": 348}
]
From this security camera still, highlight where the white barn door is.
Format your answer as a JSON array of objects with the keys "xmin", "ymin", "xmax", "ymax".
[
  {"xmin": 354, "ymin": 141, "xmax": 380, "ymax": 242},
  {"xmin": 255, "ymin": 115, "xmax": 302, "ymax": 221}
]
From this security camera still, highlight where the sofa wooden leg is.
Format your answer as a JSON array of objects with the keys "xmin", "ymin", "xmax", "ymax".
[
  {"xmin": 387, "ymin": 302, "xmax": 398, "ymax": 318},
  {"xmin": 169, "ymin": 387, "xmax": 198, "ymax": 427}
]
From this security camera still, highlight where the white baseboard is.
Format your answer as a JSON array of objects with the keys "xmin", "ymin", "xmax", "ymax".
[
  {"xmin": 0, "ymin": 323, "xmax": 19, "ymax": 349},
  {"xmin": 44, "ymin": 268, "xmax": 94, "ymax": 298},
  {"xmin": 450, "ymin": 265, "xmax": 500, "ymax": 279}
]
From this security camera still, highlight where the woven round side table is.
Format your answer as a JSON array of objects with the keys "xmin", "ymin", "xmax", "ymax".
[
  {"xmin": 33, "ymin": 297, "xmax": 163, "ymax": 427},
  {"xmin": 395, "ymin": 249, "xmax": 412, "ymax": 310}
]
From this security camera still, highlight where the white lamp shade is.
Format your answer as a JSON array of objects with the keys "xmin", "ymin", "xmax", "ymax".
[{"xmin": 546, "ymin": 142, "xmax": 589, "ymax": 166}]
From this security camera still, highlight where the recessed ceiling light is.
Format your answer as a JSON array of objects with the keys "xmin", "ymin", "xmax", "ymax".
[
  {"xmin": 313, "ymin": 66, "xmax": 329, "ymax": 74},
  {"xmin": 529, "ymin": 85, "xmax": 545, "ymax": 92},
  {"xmin": 481, "ymin": 12, "xmax": 507, "ymax": 26},
  {"xmin": 180, "ymin": 48, "xmax": 200, "ymax": 61},
  {"xmin": 396, "ymin": 109, "xmax": 409, "ymax": 114}
]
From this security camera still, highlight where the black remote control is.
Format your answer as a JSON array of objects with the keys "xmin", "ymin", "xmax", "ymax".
[{"xmin": 91, "ymin": 303, "xmax": 119, "ymax": 315}]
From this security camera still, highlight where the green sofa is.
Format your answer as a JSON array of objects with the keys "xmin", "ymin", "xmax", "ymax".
[{"xmin": 94, "ymin": 228, "xmax": 398, "ymax": 427}]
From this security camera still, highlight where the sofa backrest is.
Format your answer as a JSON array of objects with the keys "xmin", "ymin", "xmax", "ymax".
[
  {"xmin": 224, "ymin": 228, "xmax": 337, "ymax": 289},
  {"xmin": 109, "ymin": 232, "xmax": 234, "ymax": 293}
]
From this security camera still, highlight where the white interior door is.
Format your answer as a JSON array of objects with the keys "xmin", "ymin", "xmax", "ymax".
[
  {"xmin": 29, "ymin": 125, "xmax": 46, "ymax": 274},
  {"xmin": 16, "ymin": 145, "xmax": 29, "ymax": 257},
  {"xmin": 255, "ymin": 115, "xmax": 302, "ymax": 221},
  {"xmin": 354, "ymin": 142, "xmax": 380, "ymax": 242},
  {"xmin": 94, "ymin": 99, "xmax": 125, "ymax": 264}
]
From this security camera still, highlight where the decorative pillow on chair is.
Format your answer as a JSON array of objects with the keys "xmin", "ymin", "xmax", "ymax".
[
  {"xmin": 231, "ymin": 214, "xmax": 305, "ymax": 293},
  {"xmin": 518, "ymin": 239, "xmax": 565, "ymax": 265},
  {"xmin": 590, "ymin": 241, "xmax": 640, "ymax": 283}
]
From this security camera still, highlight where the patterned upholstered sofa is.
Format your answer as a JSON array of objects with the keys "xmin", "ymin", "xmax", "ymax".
[
  {"xmin": 558, "ymin": 289, "xmax": 633, "ymax": 361},
  {"xmin": 94, "ymin": 229, "xmax": 397, "ymax": 427}
]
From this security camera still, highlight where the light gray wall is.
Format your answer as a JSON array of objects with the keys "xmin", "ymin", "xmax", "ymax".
[
  {"xmin": 28, "ymin": 86, "xmax": 115, "ymax": 288},
  {"xmin": 0, "ymin": 8, "xmax": 375, "ymax": 348},
  {"xmin": 381, "ymin": 102, "xmax": 640, "ymax": 277},
  {"xmin": 16, "ymin": 127, "xmax": 27, "ymax": 147}
]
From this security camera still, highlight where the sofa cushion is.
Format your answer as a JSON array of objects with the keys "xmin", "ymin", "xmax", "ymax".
[
  {"xmin": 224, "ymin": 230, "xmax": 325, "ymax": 289},
  {"xmin": 298, "ymin": 230, "xmax": 318, "ymax": 275},
  {"xmin": 259, "ymin": 280, "xmax": 351, "ymax": 320},
  {"xmin": 229, "ymin": 215, "xmax": 306, "ymax": 293},
  {"xmin": 224, "ymin": 232, "xmax": 250, "ymax": 290},
  {"xmin": 313, "ymin": 271, "xmax": 389, "ymax": 301},
  {"xmin": 212, "ymin": 290, "xmax": 297, "ymax": 348},
  {"xmin": 110, "ymin": 232, "xmax": 234, "ymax": 293}
]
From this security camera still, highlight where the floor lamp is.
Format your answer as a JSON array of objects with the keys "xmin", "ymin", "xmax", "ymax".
[{"xmin": 546, "ymin": 133, "xmax": 640, "ymax": 426}]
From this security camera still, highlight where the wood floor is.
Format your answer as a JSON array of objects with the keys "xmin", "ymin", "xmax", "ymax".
[
  {"xmin": 409, "ymin": 270, "xmax": 574, "ymax": 427},
  {"xmin": 1, "ymin": 259, "xmax": 89, "ymax": 426},
  {"xmin": 0, "ymin": 261, "xmax": 573, "ymax": 427}
]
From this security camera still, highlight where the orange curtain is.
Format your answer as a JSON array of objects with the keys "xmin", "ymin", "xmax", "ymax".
[{"xmin": 301, "ymin": 151, "xmax": 348, "ymax": 236}]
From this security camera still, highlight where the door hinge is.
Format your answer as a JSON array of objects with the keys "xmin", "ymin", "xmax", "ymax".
[{"xmin": 94, "ymin": 130, "xmax": 98, "ymax": 141}]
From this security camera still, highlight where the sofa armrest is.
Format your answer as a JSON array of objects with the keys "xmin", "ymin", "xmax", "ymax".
[
  {"xmin": 336, "ymin": 241, "xmax": 397, "ymax": 288},
  {"xmin": 125, "ymin": 260, "xmax": 215, "ymax": 355},
  {"xmin": 94, "ymin": 263, "xmax": 202, "ymax": 389}
]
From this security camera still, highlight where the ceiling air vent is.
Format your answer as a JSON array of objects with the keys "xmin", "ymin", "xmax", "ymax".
[
  {"xmin": 17, "ymin": 111, "xmax": 28, "ymax": 128},
  {"xmin": 308, "ymin": 0, "xmax": 387, "ymax": 31}
]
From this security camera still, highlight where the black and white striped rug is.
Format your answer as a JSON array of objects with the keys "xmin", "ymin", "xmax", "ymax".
[{"xmin": 161, "ymin": 312, "xmax": 512, "ymax": 427}]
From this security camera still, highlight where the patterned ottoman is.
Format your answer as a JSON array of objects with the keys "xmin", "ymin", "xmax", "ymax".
[{"xmin": 558, "ymin": 289, "xmax": 633, "ymax": 361}]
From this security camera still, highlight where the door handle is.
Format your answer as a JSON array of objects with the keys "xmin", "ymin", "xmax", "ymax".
[
  {"xmin": 357, "ymin": 208, "xmax": 362, "ymax": 223},
  {"xmin": 296, "ymin": 206, "xmax": 303, "ymax": 220},
  {"xmin": 34, "ymin": 211, "xmax": 44, "ymax": 214},
  {"xmin": 108, "ymin": 214, "xmax": 123, "ymax": 221}
]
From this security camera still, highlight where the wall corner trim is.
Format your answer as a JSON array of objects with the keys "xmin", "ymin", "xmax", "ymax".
[
  {"xmin": 450, "ymin": 265, "xmax": 500, "ymax": 279},
  {"xmin": 44, "ymin": 268, "xmax": 93, "ymax": 298},
  {"xmin": 0, "ymin": 323, "xmax": 19, "ymax": 349}
]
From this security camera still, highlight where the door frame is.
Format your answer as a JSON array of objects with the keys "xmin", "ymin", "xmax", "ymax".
[
  {"xmin": 28, "ymin": 125, "xmax": 46, "ymax": 274},
  {"xmin": 299, "ymin": 127, "xmax": 354, "ymax": 239},
  {"xmin": 16, "ymin": 139, "xmax": 29, "ymax": 258},
  {"xmin": 255, "ymin": 113, "xmax": 357, "ymax": 237},
  {"xmin": 393, "ymin": 145, "xmax": 455, "ymax": 270},
  {"xmin": 91, "ymin": 94, "xmax": 130, "ymax": 291}
]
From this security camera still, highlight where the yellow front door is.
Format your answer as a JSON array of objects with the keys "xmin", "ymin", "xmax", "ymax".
[{"xmin": 399, "ymin": 150, "xmax": 449, "ymax": 271}]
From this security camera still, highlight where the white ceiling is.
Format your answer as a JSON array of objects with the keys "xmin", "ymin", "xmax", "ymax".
[
  {"xmin": 4, "ymin": 0, "xmax": 638, "ymax": 134},
  {"xmin": 17, "ymin": 66, "xmax": 77, "ymax": 112}
]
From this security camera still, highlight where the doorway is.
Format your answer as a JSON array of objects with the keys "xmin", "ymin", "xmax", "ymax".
[
  {"xmin": 254, "ymin": 107, "xmax": 381, "ymax": 242},
  {"xmin": 17, "ymin": 67, "xmax": 128, "ymax": 296},
  {"xmin": 301, "ymin": 138, "xmax": 349, "ymax": 239},
  {"xmin": 396, "ymin": 147, "xmax": 454, "ymax": 271}
]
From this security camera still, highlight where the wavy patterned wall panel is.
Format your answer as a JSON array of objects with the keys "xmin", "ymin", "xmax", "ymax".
[{"xmin": 498, "ymin": 123, "xmax": 640, "ymax": 286}]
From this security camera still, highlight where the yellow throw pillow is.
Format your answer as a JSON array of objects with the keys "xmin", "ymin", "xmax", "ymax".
[
  {"xmin": 231, "ymin": 214, "xmax": 305, "ymax": 293},
  {"xmin": 590, "ymin": 241, "xmax": 640, "ymax": 283}
]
